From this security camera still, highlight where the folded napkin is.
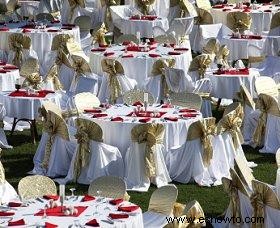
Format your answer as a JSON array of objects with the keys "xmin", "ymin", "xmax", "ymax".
[
  {"xmin": 109, "ymin": 198, "xmax": 124, "ymax": 205},
  {"xmin": 8, "ymin": 219, "xmax": 25, "ymax": 226},
  {"xmin": 132, "ymin": 101, "xmax": 143, "ymax": 106},
  {"xmin": 0, "ymin": 27, "xmax": 9, "ymax": 31},
  {"xmin": 82, "ymin": 194, "xmax": 95, "ymax": 202},
  {"xmin": 85, "ymin": 219, "xmax": 99, "ymax": 227},
  {"xmin": 118, "ymin": 205, "xmax": 139, "ymax": 212},
  {"xmin": 243, "ymin": 8, "xmax": 251, "ymax": 12},
  {"xmin": 45, "ymin": 222, "xmax": 58, "ymax": 228},
  {"xmin": 122, "ymin": 54, "xmax": 134, "ymax": 58},
  {"xmin": 126, "ymin": 46, "xmax": 140, "ymax": 52},
  {"xmin": 0, "ymin": 211, "xmax": 15, "ymax": 216},
  {"xmin": 47, "ymin": 29, "xmax": 59, "ymax": 32},
  {"xmin": 8, "ymin": 202, "xmax": 22, "ymax": 207},
  {"xmin": 84, "ymin": 109, "xmax": 102, "ymax": 113},
  {"xmin": 164, "ymin": 116, "xmax": 178, "ymax": 122},
  {"xmin": 43, "ymin": 195, "xmax": 59, "ymax": 201},
  {"xmin": 174, "ymin": 48, "xmax": 188, "ymax": 51},
  {"xmin": 179, "ymin": 108, "xmax": 197, "ymax": 113},
  {"xmin": 0, "ymin": 69, "xmax": 8, "ymax": 73},
  {"xmin": 109, "ymin": 213, "xmax": 129, "ymax": 219},
  {"xmin": 22, "ymin": 28, "xmax": 31, "ymax": 33},
  {"xmin": 91, "ymin": 48, "xmax": 106, "ymax": 52},
  {"xmin": 62, "ymin": 23, "xmax": 75, "ymax": 27},
  {"xmin": 3, "ymin": 65, "xmax": 18, "ymax": 70},
  {"xmin": 139, "ymin": 117, "xmax": 151, "ymax": 123},
  {"xmin": 99, "ymin": 44, "xmax": 108, "ymax": 48},
  {"xmin": 111, "ymin": 117, "xmax": 124, "ymax": 122},
  {"xmin": 161, "ymin": 104, "xmax": 173, "ymax": 108},
  {"xmin": 149, "ymin": 53, "xmax": 161, "ymax": 58},
  {"xmin": 92, "ymin": 113, "xmax": 108, "ymax": 118},
  {"xmin": 142, "ymin": 15, "xmax": 157, "ymax": 20},
  {"xmin": 104, "ymin": 52, "xmax": 114, "ymax": 57},
  {"xmin": 168, "ymin": 51, "xmax": 181, "ymax": 55},
  {"xmin": 181, "ymin": 113, "xmax": 198, "ymax": 118},
  {"xmin": 35, "ymin": 206, "xmax": 87, "ymax": 217}
]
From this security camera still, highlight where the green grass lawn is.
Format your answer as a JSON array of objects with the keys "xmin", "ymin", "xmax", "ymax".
[{"xmin": 1, "ymin": 109, "xmax": 277, "ymax": 218}]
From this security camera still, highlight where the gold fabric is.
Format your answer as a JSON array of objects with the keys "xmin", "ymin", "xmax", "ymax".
[
  {"xmin": 20, "ymin": 57, "xmax": 40, "ymax": 77},
  {"xmin": 251, "ymin": 180, "xmax": 280, "ymax": 228},
  {"xmin": 227, "ymin": 12, "xmax": 252, "ymax": 33},
  {"xmin": 217, "ymin": 103, "xmax": 244, "ymax": 149},
  {"xmin": 131, "ymin": 123, "xmax": 165, "ymax": 178},
  {"xmin": 216, "ymin": 45, "xmax": 230, "ymax": 68},
  {"xmin": 101, "ymin": 59, "xmax": 124, "ymax": 103},
  {"xmin": 22, "ymin": 73, "xmax": 42, "ymax": 90},
  {"xmin": 173, "ymin": 202, "xmax": 186, "ymax": 217},
  {"xmin": 68, "ymin": 0, "xmax": 85, "ymax": 22},
  {"xmin": 196, "ymin": 8, "xmax": 213, "ymax": 25},
  {"xmin": 71, "ymin": 55, "xmax": 92, "ymax": 88},
  {"xmin": 135, "ymin": 0, "xmax": 155, "ymax": 15},
  {"xmin": 270, "ymin": 11, "xmax": 280, "ymax": 30},
  {"xmin": 73, "ymin": 118, "xmax": 103, "ymax": 181},
  {"xmin": 8, "ymin": 34, "xmax": 31, "ymax": 67},
  {"xmin": 177, "ymin": 0, "xmax": 197, "ymax": 17},
  {"xmin": 236, "ymin": 84, "xmax": 255, "ymax": 110},
  {"xmin": 44, "ymin": 65, "xmax": 63, "ymax": 91},
  {"xmin": 202, "ymin": 39, "xmax": 219, "ymax": 55},
  {"xmin": 42, "ymin": 111, "xmax": 70, "ymax": 169},
  {"xmin": 51, "ymin": 34, "xmax": 72, "ymax": 53},
  {"xmin": 91, "ymin": 23, "xmax": 108, "ymax": 46},
  {"xmin": 100, "ymin": 0, "xmax": 121, "ymax": 28},
  {"xmin": 151, "ymin": 59, "xmax": 175, "ymax": 98},
  {"xmin": 7, "ymin": 0, "xmax": 19, "ymax": 13},
  {"xmin": 253, "ymin": 94, "xmax": 280, "ymax": 147},
  {"xmin": 0, "ymin": 149, "xmax": 5, "ymax": 184},
  {"xmin": 189, "ymin": 54, "xmax": 212, "ymax": 79},
  {"xmin": 187, "ymin": 118, "xmax": 216, "ymax": 167}
]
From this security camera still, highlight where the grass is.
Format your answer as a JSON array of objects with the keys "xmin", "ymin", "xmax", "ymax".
[{"xmin": 1, "ymin": 108, "xmax": 277, "ymax": 219}]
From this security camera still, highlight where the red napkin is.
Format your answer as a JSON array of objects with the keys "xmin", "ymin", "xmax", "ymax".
[
  {"xmin": 82, "ymin": 194, "xmax": 96, "ymax": 202},
  {"xmin": 91, "ymin": 48, "xmax": 106, "ymax": 52},
  {"xmin": 85, "ymin": 219, "xmax": 100, "ymax": 227},
  {"xmin": 0, "ymin": 211, "xmax": 15, "ymax": 216},
  {"xmin": 0, "ymin": 61, "xmax": 6, "ymax": 65},
  {"xmin": 164, "ymin": 117, "xmax": 178, "ymax": 122},
  {"xmin": 62, "ymin": 24, "xmax": 75, "ymax": 27},
  {"xmin": 141, "ymin": 15, "xmax": 157, "ymax": 21},
  {"xmin": 139, "ymin": 117, "xmax": 151, "ymax": 123},
  {"xmin": 168, "ymin": 51, "xmax": 181, "ymax": 55},
  {"xmin": 214, "ymin": 68, "xmax": 249, "ymax": 75},
  {"xmin": 92, "ymin": 113, "xmax": 108, "ymax": 118},
  {"xmin": 84, "ymin": 109, "xmax": 102, "ymax": 113},
  {"xmin": 3, "ymin": 65, "xmax": 18, "ymax": 70},
  {"xmin": 179, "ymin": 108, "xmax": 197, "ymax": 113},
  {"xmin": 104, "ymin": 52, "xmax": 114, "ymax": 57},
  {"xmin": 212, "ymin": 4, "xmax": 225, "ymax": 8},
  {"xmin": 43, "ymin": 195, "xmax": 59, "ymax": 201},
  {"xmin": 45, "ymin": 222, "xmax": 58, "ymax": 228},
  {"xmin": 35, "ymin": 206, "xmax": 87, "ymax": 217},
  {"xmin": 174, "ymin": 48, "xmax": 188, "ymax": 51},
  {"xmin": 109, "ymin": 213, "xmax": 129, "ymax": 219},
  {"xmin": 161, "ymin": 104, "xmax": 173, "ymax": 108},
  {"xmin": 181, "ymin": 113, "xmax": 198, "ymax": 118},
  {"xmin": 126, "ymin": 46, "xmax": 140, "ymax": 52},
  {"xmin": 132, "ymin": 101, "xmax": 143, "ymax": 106},
  {"xmin": 243, "ymin": 8, "xmax": 251, "ymax": 12},
  {"xmin": 22, "ymin": 28, "xmax": 31, "ymax": 33},
  {"xmin": 0, "ymin": 27, "xmax": 9, "ymax": 31},
  {"xmin": 111, "ymin": 117, "xmax": 124, "ymax": 122},
  {"xmin": 8, "ymin": 202, "xmax": 22, "ymax": 207},
  {"xmin": 122, "ymin": 54, "xmax": 134, "ymax": 58},
  {"xmin": 0, "ymin": 69, "xmax": 8, "ymax": 73},
  {"xmin": 8, "ymin": 219, "xmax": 25, "ymax": 226},
  {"xmin": 118, "ymin": 205, "xmax": 139, "ymax": 212},
  {"xmin": 47, "ymin": 29, "xmax": 59, "ymax": 32},
  {"xmin": 264, "ymin": 9, "xmax": 272, "ymax": 12},
  {"xmin": 149, "ymin": 53, "xmax": 161, "ymax": 58},
  {"xmin": 109, "ymin": 198, "xmax": 124, "ymax": 205}
]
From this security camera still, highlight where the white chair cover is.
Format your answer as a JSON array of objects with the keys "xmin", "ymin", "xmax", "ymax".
[
  {"xmin": 7, "ymin": 49, "xmax": 38, "ymax": 68},
  {"xmin": 0, "ymin": 104, "xmax": 12, "ymax": 149},
  {"xmin": 256, "ymin": 56, "xmax": 280, "ymax": 77},
  {"xmin": 0, "ymin": 180, "xmax": 18, "ymax": 204},
  {"xmin": 276, "ymin": 149, "xmax": 280, "ymax": 200},
  {"xmin": 38, "ymin": 0, "xmax": 61, "ymax": 13},
  {"xmin": 74, "ymin": 76, "xmax": 99, "ymax": 95},
  {"xmin": 242, "ymin": 105, "xmax": 260, "ymax": 145}
]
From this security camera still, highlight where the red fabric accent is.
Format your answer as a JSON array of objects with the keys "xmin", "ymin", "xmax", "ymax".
[
  {"xmin": 181, "ymin": 113, "xmax": 198, "ymax": 118},
  {"xmin": 164, "ymin": 116, "xmax": 178, "ymax": 122},
  {"xmin": 45, "ymin": 222, "xmax": 58, "ymax": 228},
  {"xmin": 122, "ymin": 54, "xmax": 134, "ymax": 58},
  {"xmin": 122, "ymin": 41, "xmax": 131, "ymax": 45},
  {"xmin": 109, "ymin": 198, "xmax": 124, "ymax": 205},
  {"xmin": 21, "ymin": 24, "xmax": 35, "ymax": 29},
  {"xmin": 85, "ymin": 219, "xmax": 100, "ymax": 227},
  {"xmin": 127, "ymin": 111, "xmax": 166, "ymax": 118},
  {"xmin": 118, "ymin": 205, "xmax": 139, "ymax": 212},
  {"xmin": 132, "ymin": 101, "xmax": 144, "ymax": 107},
  {"xmin": 92, "ymin": 113, "xmax": 108, "ymax": 118},
  {"xmin": 0, "ymin": 70, "xmax": 8, "ymax": 73},
  {"xmin": 81, "ymin": 195, "xmax": 96, "ymax": 202},
  {"xmin": 161, "ymin": 104, "xmax": 173, "ymax": 108},
  {"xmin": 174, "ymin": 48, "xmax": 188, "ymax": 51},
  {"xmin": 0, "ymin": 211, "xmax": 15, "ymax": 216},
  {"xmin": 84, "ymin": 109, "xmax": 102, "ymax": 113},
  {"xmin": 212, "ymin": 4, "xmax": 225, "ymax": 8},
  {"xmin": 43, "ymin": 195, "xmax": 59, "ymax": 201},
  {"xmin": 168, "ymin": 51, "xmax": 181, "ymax": 55},
  {"xmin": 8, "ymin": 219, "xmax": 25, "ymax": 226},
  {"xmin": 111, "ymin": 117, "xmax": 124, "ymax": 122},
  {"xmin": 0, "ymin": 27, "xmax": 9, "ymax": 31},
  {"xmin": 47, "ymin": 29, "xmax": 59, "ymax": 32},
  {"xmin": 0, "ymin": 61, "xmax": 6, "ymax": 66},
  {"xmin": 139, "ymin": 117, "xmax": 151, "ymax": 123},
  {"xmin": 149, "ymin": 53, "xmax": 161, "ymax": 58},
  {"xmin": 213, "ymin": 68, "xmax": 249, "ymax": 75},
  {"xmin": 109, "ymin": 213, "xmax": 129, "ymax": 219},
  {"xmin": 22, "ymin": 28, "xmax": 31, "ymax": 33},
  {"xmin": 91, "ymin": 48, "xmax": 106, "ymax": 52},
  {"xmin": 222, "ymin": 8, "xmax": 231, "ymax": 11},
  {"xmin": 9, "ymin": 90, "xmax": 54, "ymax": 98},
  {"xmin": 8, "ymin": 202, "xmax": 22, "ymax": 207},
  {"xmin": 179, "ymin": 108, "xmax": 198, "ymax": 113},
  {"xmin": 34, "ymin": 206, "xmax": 87, "ymax": 217},
  {"xmin": 104, "ymin": 52, "xmax": 114, "ymax": 57},
  {"xmin": 3, "ymin": 65, "xmax": 18, "ymax": 70}
]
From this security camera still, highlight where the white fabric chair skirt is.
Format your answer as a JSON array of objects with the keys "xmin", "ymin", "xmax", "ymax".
[{"xmin": 0, "ymin": 181, "xmax": 18, "ymax": 204}]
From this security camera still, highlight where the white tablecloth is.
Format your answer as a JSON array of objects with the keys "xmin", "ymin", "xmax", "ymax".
[
  {"xmin": 207, "ymin": 68, "xmax": 259, "ymax": 99},
  {"xmin": 211, "ymin": 4, "xmax": 280, "ymax": 34},
  {"xmin": 0, "ymin": 67, "xmax": 20, "ymax": 92},
  {"xmin": 3, "ymin": 196, "xmax": 143, "ymax": 227},
  {"xmin": 89, "ymin": 44, "xmax": 192, "ymax": 88},
  {"xmin": 0, "ymin": 91, "xmax": 61, "ymax": 120},
  {"xmin": 18, "ymin": 1, "xmax": 40, "ymax": 17},
  {"xmin": 263, "ymin": 35, "xmax": 280, "ymax": 56}
]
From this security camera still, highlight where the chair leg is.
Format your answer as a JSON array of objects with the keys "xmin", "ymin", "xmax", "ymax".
[
  {"xmin": 216, "ymin": 98, "xmax": 222, "ymax": 111},
  {"xmin": 30, "ymin": 120, "xmax": 37, "ymax": 144},
  {"xmin": 10, "ymin": 118, "xmax": 17, "ymax": 136}
]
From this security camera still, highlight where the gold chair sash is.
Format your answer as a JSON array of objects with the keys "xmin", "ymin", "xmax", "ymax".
[
  {"xmin": 270, "ymin": 11, "xmax": 280, "ymax": 30},
  {"xmin": 68, "ymin": 0, "xmax": 85, "ymax": 22},
  {"xmin": 44, "ymin": 65, "xmax": 63, "ymax": 91},
  {"xmin": 189, "ymin": 54, "xmax": 212, "ymax": 79},
  {"xmin": 51, "ymin": 34, "xmax": 72, "ymax": 54},
  {"xmin": 8, "ymin": 33, "xmax": 31, "ymax": 67},
  {"xmin": 216, "ymin": 45, "xmax": 230, "ymax": 68},
  {"xmin": 101, "ymin": 59, "xmax": 124, "ymax": 104},
  {"xmin": 131, "ymin": 123, "xmax": 165, "ymax": 178},
  {"xmin": 0, "ymin": 149, "xmax": 5, "ymax": 184},
  {"xmin": 253, "ymin": 94, "xmax": 280, "ymax": 147},
  {"xmin": 135, "ymin": 0, "xmax": 155, "ymax": 15},
  {"xmin": 91, "ymin": 23, "xmax": 108, "ymax": 46},
  {"xmin": 251, "ymin": 180, "xmax": 280, "ymax": 228},
  {"xmin": 177, "ymin": 0, "xmax": 197, "ymax": 18},
  {"xmin": 236, "ymin": 84, "xmax": 255, "ymax": 110},
  {"xmin": 227, "ymin": 12, "xmax": 252, "ymax": 33},
  {"xmin": 20, "ymin": 57, "xmax": 40, "ymax": 77},
  {"xmin": 151, "ymin": 59, "xmax": 175, "ymax": 98},
  {"xmin": 73, "ymin": 118, "xmax": 103, "ymax": 181},
  {"xmin": 202, "ymin": 39, "xmax": 219, "ymax": 55},
  {"xmin": 22, "ymin": 73, "xmax": 42, "ymax": 90},
  {"xmin": 71, "ymin": 55, "xmax": 92, "ymax": 86},
  {"xmin": 42, "ymin": 111, "xmax": 70, "ymax": 169},
  {"xmin": 217, "ymin": 103, "xmax": 244, "ymax": 150},
  {"xmin": 187, "ymin": 117, "xmax": 216, "ymax": 167},
  {"xmin": 100, "ymin": 0, "xmax": 121, "ymax": 28},
  {"xmin": 196, "ymin": 8, "xmax": 213, "ymax": 25}
]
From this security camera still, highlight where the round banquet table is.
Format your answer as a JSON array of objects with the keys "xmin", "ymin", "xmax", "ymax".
[
  {"xmin": 221, "ymin": 35, "xmax": 265, "ymax": 61},
  {"xmin": 1, "ymin": 196, "xmax": 143, "ymax": 227},
  {"xmin": 211, "ymin": 3, "xmax": 280, "ymax": 34},
  {"xmin": 0, "ymin": 22, "xmax": 80, "ymax": 68},
  {"xmin": 0, "ymin": 90, "xmax": 61, "ymax": 120},
  {"xmin": 89, "ymin": 44, "xmax": 192, "ymax": 88},
  {"xmin": 0, "ymin": 64, "xmax": 20, "ymax": 92},
  {"xmin": 207, "ymin": 68, "xmax": 259, "ymax": 99},
  {"xmin": 70, "ymin": 105, "xmax": 202, "ymax": 158}
]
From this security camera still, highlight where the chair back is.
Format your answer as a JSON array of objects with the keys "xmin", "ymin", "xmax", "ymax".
[
  {"xmin": 236, "ymin": 84, "xmax": 255, "ymax": 110},
  {"xmin": 196, "ymin": 8, "xmax": 213, "ymax": 25},
  {"xmin": 40, "ymin": 101, "xmax": 62, "ymax": 119},
  {"xmin": 75, "ymin": 76, "xmax": 98, "ymax": 95},
  {"xmin": 74, "ymin": 92, "xmax": 100, "ymax": 113},
  {"xmin": 276, "ymin": 148, "xmax": 280, "ymax": 168},
  {"xmin": 270, "ymin": 11, "xmax": 280, "ymax": 30},
  {"xmin": 116, "ymin": 34, "xmax": 139, "ymax": 44},
  {"xmin": 196, "ymin": 0, "xmax": 211, "ymax": 10},
  {"xmin": 255, "ymin": 76, "xmax": 278, "ymax": 98},
  {"xmin": 169, "ymin": 17, "xmax": 194, "ymax": 37},
  {"xmin": 188, "ymin": 54, "xmax": 212, "ymax": 78},
  {"xmin": 169, "ymin": 92, "xmax": 202, "ymax": 110},
  {"xmin": 202, "ymin": 38, "xmax": 219, "ymax": 55},
  {"xmin": 18, "ymin": 175, "xmax": 56, "ymax": 200},
  {"xmin": 74, "ymin": 15, "xmax": 91, "ymax": 31},
  {"xmin": 36, "ymin": 13, "xmax": 54, "ymax": 22},
  {"xmin": 226, "ymin": 12, "xmax": 252, "ymax": 33},
  {"xmin": 88, "ymin": 176, "xmax": 127, "ymax": 199},
  {"xmin": 174, "ymin": 0, "xmax": 197, "ymax": 18},
  {"xmin": 148, "ymin": 184, "xmax": 178, "ymax": 216},
  {"xmin": 123, "ymin": 89, "xmax": 155, "ymax": 105}
]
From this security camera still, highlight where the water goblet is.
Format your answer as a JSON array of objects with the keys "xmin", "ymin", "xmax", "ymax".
[{"xmin": 69, "ymin": 188, "xmax": 76, "ymax": 199}]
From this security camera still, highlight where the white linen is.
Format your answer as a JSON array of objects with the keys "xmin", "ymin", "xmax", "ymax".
[
  {"xmin": 256, "ymin": 56, "xmax": 280, "ymax": 77},
  {"xmin": 38, "ymin": 0, "xmax": 62, "ymax": 13},
  {"xmin": 0, "ymin": 181, "xmax": 18, "ymax": 204},
  {"xmin": 242, "ymin": 105, "xmax": 260, "ymax": 145},
  {"xmin": 7, "ymin": 49, "xmax": 38, "ymax": 67},
  {"xmin": 143, "ymin": 211, "xmax": 169, "ymax": 228},
  {"xmin": 0, "ymin": 68, "xmax": 20, "ymax": 92},
  {"xmin": 18, "ymin": 0, "xmax": 40, "ymax": 18},
  {"xmin": 276, "ymin": 168, "xmax": 280, "ymax": 202},
  {"xmin": 0, "ymin": 104, "xmax": 12, "ymax": 148}
]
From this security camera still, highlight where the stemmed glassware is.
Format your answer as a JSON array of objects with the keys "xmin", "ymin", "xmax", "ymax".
[{"xmin": 69, "ymin": 188, "xmax": 76, "ymax": 199}]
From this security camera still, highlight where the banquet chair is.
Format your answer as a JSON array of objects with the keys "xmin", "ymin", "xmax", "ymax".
[
  {"xmin": 168, "ymin": 0, "xmax": 197, "ymax": 19},
  {"xmin": 115, "ymin": 34, "xmax": 139, "ymax": 44},
  {"xmin": 88, "ymin": 176, "xmax": 129, "ymax": 200},
  {"xmin": 123, "ymin": 89, "xmax": 155, "ymax": 105},
  {"xmin": 124, "ymin": 123, "xmax": 171, "ymax": 192},
  {"xmin": 188, "ymin": 54, "xmax": 212, "ymax": 81},
  {"xmin": 18, "ymin": 175, "xmax": 57, "ymax": 200},
  {"xmin": 276, "ymin": 148, "xmax": 280, "ymax": 200},
  {"xmin": 0, "ymin": 152, "xmax": 18, "ymax": 203},
  {"xmin": 74, "ymin": 76, "xmax": 99, "ymax": 95},
  {"xmin": 169, "ymin": 92, "xmax": 202, "ymax": 111},
  {"xmin": 7, "ymin": 33, "xmax": 38, "ymax": 69},
  {"xmin": 143, "ymin": 184, "xmax": 178, "ymax": 227},
  {"xmin": 36, "ymin": 13, "xmax": 54, "ymax": 22},
  {"xmin": 250, "ymin": 180, "xmax": 280, "ymax": 227},
  {"xmin": 270, "ymin": 11, "xmax": 280, "ymax": 31},
  {"xmin": 74, "ymin": 15, "xmax": 92, "ymax": 52},
  {"xmin": 38, "ymin": 0, "xmax": 61, "ymax": 15},
  {"xmin": 62, "ymin": 118, "xmax": 124, "ymax": 185},
  {"xmin": 202, "ymin": 38, "xmax": 220, "ymax": 60},
  {"xmin": 72, "ymin": 92, "xmax": 100, "ymax": 114},
  {"xmin": 226, "ymin": 12, "xmax": 252, "ymax": 34},
  {"xmin": 61, "ymin": 0, "xmax": 86, "ymax": 24},
  {"xmin": 254, "ymin": 76, "xmax": 279, "ymax": 98},
  {"xmin": 31, "ymin": 110, "xmax": 77, "ymax": 177},
  {"xmin": 99, "ymin": 59, "xmax": 137, "ymax": 104},
  {"xmin": 154, "ymin": 34, "xmax": 176, "ymax": 44},
  {"xmin": 256, "ymin": 56, "xmax": 280, "ymax": 77},
  {"xmin": 0, "ymin": 104, "xmax": 12, "ymax": 149}
]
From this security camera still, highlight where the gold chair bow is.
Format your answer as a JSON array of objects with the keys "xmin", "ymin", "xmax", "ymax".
[
  {"xmin": 189, "ymin": 54, "xmax": 212, "ymax": 79},
  {"xmin": 8, "ymin": 33, "xmax": 31, "ymax": 68},
  {"xmin": 227, "ymin": 12, "xmax": 252, "ymax": 33},
  {"xmin": 22, "ymin": 73, "xmax": 42, "ymax": 90},
  {"xmin": 270, "ymin": 11, "xmax": 280, "ymax": 30},
  {"xmin": 216, "ymin": 45, "xmax": 230, "ymax": 68},
  {"xmin": 73, "ymin": 118, "xmax": 103, "ymax": 181},
  {"xmin": 20, "ymin": 58, "xmax": 42, "ymax": 89},
  {"xmin": 196, "ymin": 8, "xmax": 213, "ymax": 25},
  {"xmin": 250, "ymin": 180, "xmax": 280, "ymax": 228},
  {"xmin": 236, "ymin": 84, "xmax": 255, "ymax": 110},
  {"xmin": 71, "ymin": 54, "xmax": 92, "ymax": 88},
  {"xmin": 0, "ymin": 149, "xmax": 5, "ymax": 184},
  {"xmin": 217, "ymin": 103, "xmax": 244, "ymax": 150},
  {"xmin": 101, "ymin": 59, "xmax": 124, "ymax": 104},
  {"xmin": 151, "ymin": 59, "xmax": 175, "ymax": 98},
  {"xmin": 131, "ymin": 123, "xmax": 165, "ymax": 178},
  {"xmin": 176, "ymin": 0, "xmax": 197, "ymax": 18},
  {"xmin": 253, "ymin": 94, "xmax": 280, "ymax": 147},
  {"xmin": 100, "ymin": 0, "xmax": 121, "ymax": 28},
  {"xmin": 202, "ymin": 39, "xmax": 219, "ymax": 56},
  {"xmin": 187, "ymin": 117, "xmax": 216, "ymax": 167},
  {"xmin": 135, "ymin": 0, "xmax": 155, "ymax": 15},
  {"xmin": 68, "ymin": 0, "xmax": 85, "ymax": 22},
  {"xmin": 91, "ymin": 23, "xmax": 108, "ymax": 46},
  {"xmin": 42, "ymin": 111, "xmax": 70, "ymax": 169}
]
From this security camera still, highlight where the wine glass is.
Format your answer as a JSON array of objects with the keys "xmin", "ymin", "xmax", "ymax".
[
  {"xmin": 42, "ymin": 204, "xmax": 48, "ymax": 219},
  {"xmin": 15, "ymin": 84, "xmax": 21, "ymax": 92},
  {"xmin": 69, "ymin": 188, "xmax": 76, "ymax": 199}
]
